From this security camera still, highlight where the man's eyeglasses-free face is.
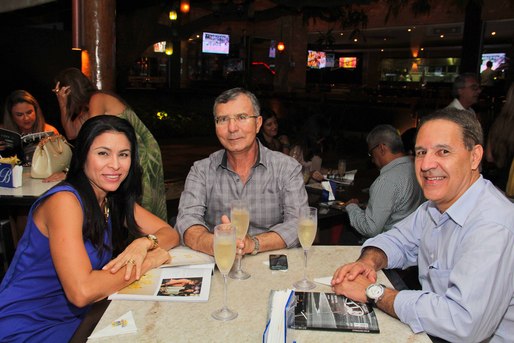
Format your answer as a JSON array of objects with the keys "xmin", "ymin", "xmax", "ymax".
[{"xmin": 214, "ymin": 113, "xmax": 259, "ymax": 126}]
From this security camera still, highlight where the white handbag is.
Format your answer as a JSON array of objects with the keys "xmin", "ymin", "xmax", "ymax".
[{"xmin": 31, "ymin": 135, "xmax": 72, "ymax": 179}]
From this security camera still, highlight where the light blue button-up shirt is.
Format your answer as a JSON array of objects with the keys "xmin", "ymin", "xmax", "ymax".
[{"xmin": 364, "ymin": 176, "xmax": 514, "ymax": 342}]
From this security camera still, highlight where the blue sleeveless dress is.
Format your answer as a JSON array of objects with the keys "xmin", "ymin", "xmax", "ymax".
[{"xmin": 0, "ymin": 185, "xmax": 112, "ymax": 342}]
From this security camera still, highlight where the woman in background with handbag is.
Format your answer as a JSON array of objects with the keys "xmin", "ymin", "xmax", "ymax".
[
  {"xmin": 53, "ymin": 68, "xmax": 168, "ymax": 222},
  {"xmin": 0, "ymin": 115, "xmax": 179, "ymax": 342}
]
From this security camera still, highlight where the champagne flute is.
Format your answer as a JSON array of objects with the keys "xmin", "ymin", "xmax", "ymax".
[
  {"xmin": 228, "ymin": 200, "xmax": 251, "ymax": 280},
  {"xmin": 293, "ymin": 207, "xmax": 317, "ymax": 290},
  {"xmin": 338, "ymin": 159, "xmax": 347, "ymax": 178},
  {"xmin": 212, "ymin": 223, "xmax": 238, "ymax": 321}
]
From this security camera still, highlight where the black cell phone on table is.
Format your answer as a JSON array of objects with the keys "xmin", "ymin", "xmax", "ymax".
[{"xmin": 269, "ymin": 254, "xmax": 288, "ymax": 270}]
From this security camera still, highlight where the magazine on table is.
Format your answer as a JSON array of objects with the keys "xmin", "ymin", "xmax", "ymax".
[
  {"xmin": 108, "ymin": 247, "xmax": 215, "ymax": 302},
  {"xmin": 108, "ymin": 264, "xmax": 213, "ymax": 302},
  {"xmin": 290, "ymin": 291, "xmax": 379, "ymax": 333},
  {"xmin": 163, "ymin": 245, "xmax": 215, "ymax": 267},
  {"xmin": 0, "ymin": 128, "xmax": 54, "ymax": 163},
  {"xmin": 264, "ymin": 290, "xmax": 379, "ymax": 341}
]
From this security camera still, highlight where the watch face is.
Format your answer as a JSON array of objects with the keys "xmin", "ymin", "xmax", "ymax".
[{"xmin": 366, "ymin": 284, "xmax": 384, "ymax": 299}]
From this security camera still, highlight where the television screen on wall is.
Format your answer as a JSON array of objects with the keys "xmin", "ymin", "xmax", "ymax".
[
  {"xmin": 202, "ymin": 32, "xmax": 230, "ymax": 55},
  {"xmin": 269, "ymin": 40, "xmax": 277, "ymax": 58},
  {"xmin": 307, "ymin": 50, "xmax": 326, "ymax": 69},
  {"xmin": 480, "ymin": 53, "xmax": 506, "ymax": 72},
  {"xmin": 325, "ymin": 53, "xmax": 335, "ymax": 68},
  {"xmin": 153, "ymin": 41, "xmax": 166, "ymax": 53},
  {"xmin": 339, "ymin": 57, "xmax": 357, "ymax": 69}
]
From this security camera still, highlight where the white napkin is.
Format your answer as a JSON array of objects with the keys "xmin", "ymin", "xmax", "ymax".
[
  {"xmin": 314, "ymin": 276, "xmax": 332, "ymax": 286},
  {"xmin": 321, "ymin": 181, "xmax": 335, "ymax": 201},
  {"xmin": 343, "ymin": 169, "xmax": 357, "ymax": 181},
  {"xmin": 88, "ymin": 310, "xmax": 137, "ymax": 339}
]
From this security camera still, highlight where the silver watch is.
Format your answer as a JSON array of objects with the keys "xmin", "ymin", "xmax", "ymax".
[
  {"xmin": 365, "ymin": 283, "xmax": 385, "ymax": 304},
  {"xmin": 251, "ymin": 236, "xmax": 260, "ymax": 255}
]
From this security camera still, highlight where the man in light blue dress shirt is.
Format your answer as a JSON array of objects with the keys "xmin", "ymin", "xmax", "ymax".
[{"xmin": 331, "ymin": 108, "xmax": 514, "ymax": 342}]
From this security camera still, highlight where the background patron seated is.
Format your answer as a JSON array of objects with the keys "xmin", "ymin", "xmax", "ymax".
[{"xmin": 344, "ymin": 124, "xmax": 424, "ymax": 238}]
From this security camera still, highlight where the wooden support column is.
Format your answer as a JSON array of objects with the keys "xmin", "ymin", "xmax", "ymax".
[
  {"xmin": 459, "ymin": 1, "xmax": 483, "ymax": 74},
  {"xmin": 82, "ymin": 0, "xmax": 116, "ymax": 91}
]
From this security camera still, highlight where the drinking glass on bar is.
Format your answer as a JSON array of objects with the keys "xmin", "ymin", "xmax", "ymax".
[
  {"xmin": 338, "ymin": 159, "xmax": 347, "ymax": 178},
  {"xmin": 212, "ymin": 223, "xmax": 238, "ymax": 321},
  {"xmin": 228, "ymin": 200, "xmax": 251, "ymax": 280},
  {"xmin": 293, "ymin": 206, "xmax": 317, "ymax": 290}
]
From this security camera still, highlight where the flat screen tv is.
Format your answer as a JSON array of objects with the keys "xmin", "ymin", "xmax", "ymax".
[
  {"xmin": 325, "ymin": 53, "xmax": 335, "ymax": 68},
  {"xmin": 153, "ymin": 41, "xmax": 166, "ymax": 53},
  {"xmin": 202, "ymin": 32, "xmax": 230, "ymax": 55},
  {"xmin": 480, "ymin": 53, "xmax": 506, "ymax": 72},
  {"xmin": 307, "ymin": 50, "xmax": 326, "ymax": 69},
  {"xmin": 339, "ymin": 57, "xmax": 357, "ymax": 69},
  {"xmin": 269, "ymin": 40, "xmax": 276, "ymax": 59}
]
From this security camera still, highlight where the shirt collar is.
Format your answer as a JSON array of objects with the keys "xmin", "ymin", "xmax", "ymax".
[
  {"xmin": 428, "ymin": 175, "xmax": 484, "ymax": 227},
  {"xmin": 380, "ymin": 155, "xmax": 411, "ymax": 174},
  {"xmin": 218, "ymin": 139, "xmax": 265, "ymax": 170}
]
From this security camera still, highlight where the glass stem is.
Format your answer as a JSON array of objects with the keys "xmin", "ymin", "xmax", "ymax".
[
  {"xmin": 236, "ymin": 254, "xmax": 242, "ymax": 271},
  {"xmin": 303, "ymin": 249, "xmax": 308, "ymax": 281},
  {"xmin": 222, "ymin": 274, "xmax": 228, "ymax": 310}
]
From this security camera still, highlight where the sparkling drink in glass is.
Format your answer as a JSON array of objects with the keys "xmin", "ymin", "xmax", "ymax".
[
  {"xmin": 229, "ymin": 200, "xmax": 251, "ymax": 280},
  {"xmin": 212, "ymin": 223, "xmax": 238, "ymax": 321},
  {"xmin": 293, "ymin": 207, "xmax": 317, "ymax": 290}
]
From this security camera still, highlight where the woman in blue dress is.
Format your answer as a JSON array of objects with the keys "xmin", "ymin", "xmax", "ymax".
[{"xmin": 0, "ymin": 115, "xmax": 179, "ymax": 342}]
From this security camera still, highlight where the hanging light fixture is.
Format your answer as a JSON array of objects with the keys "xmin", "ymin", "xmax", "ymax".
[
  {"xmin": 71, "ymin": 0, "xmax": 84, "ymax": 50},
  {"xmin": 180, "ymin": 0, "xmax": 190, "ymax": 13},
  {"xmin": 165, "ymin": 42, "xmax": 174, "ymax": 55},
  {"xmin": 169, "ymin": 10, "xmax": 178, "ymax": 21},
  {"xmin": 277, "ymin": 18, "xmax": 285, "ymax": 52}
]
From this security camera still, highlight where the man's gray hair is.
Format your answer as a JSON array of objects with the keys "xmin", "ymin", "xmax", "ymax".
[
  {"xmin": 366, "ymin": 124, "xmax": 405, "ymax": 154},
  {"xmin": 213, "ymin": 87, "xmax": 261, "ymax": 117},
  {"xmin": 452, "ymin": 73, "xmax": 478, "ymax": 98},
  {"xmin": 418, "ymin": 108, "xmax": 483, "ymax": 150}
]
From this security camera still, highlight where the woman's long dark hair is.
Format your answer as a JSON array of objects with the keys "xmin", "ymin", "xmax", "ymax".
[
  {"xmin": 54, "ymin": 68, "xmax": 129, "ymax": 121},
  {"xmin": 65, "ymin": 115, "xmax": 143, "ymax": 255},
  {"xmin": 54, "ymin": 68, "xmax": 97, "ymax": 121},
  {"xmin": 257, "ymin": 107, "xmax": 278, "ymax": 149}
]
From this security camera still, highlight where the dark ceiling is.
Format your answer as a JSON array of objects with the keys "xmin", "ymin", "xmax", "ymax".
[{"xmin": 1, "ymin": 0, "xmax": 512, "ymax": 52}]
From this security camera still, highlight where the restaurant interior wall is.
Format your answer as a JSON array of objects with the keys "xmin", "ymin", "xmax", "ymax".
[{"xmin": 0, "ymin": 27, "xmax": 80, "ymax": 132}]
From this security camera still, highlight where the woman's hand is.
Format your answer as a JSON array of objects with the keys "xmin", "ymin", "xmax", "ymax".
[
  {"xmin": 311, "ymin": 170, "xmax": 324, "ymax": 182},
  {"xmin": 43, "ymin": 171, "xmax": 66, "ymax": 183},
  {"xmin": 53, "ymin": 82, "xmax": 71, "ymax": 109},
  {"xmin": 102, "ymin": 237, "xmax": 152, "ymax": 280},
  {"xmin": 143, "ymin": 248, "xmax": 172, "ymax": 270}
]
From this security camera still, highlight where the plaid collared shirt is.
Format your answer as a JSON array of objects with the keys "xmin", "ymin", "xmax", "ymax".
[{"xmin": 176, "ymin": 141, "xmax": 308, "ymax": 247}]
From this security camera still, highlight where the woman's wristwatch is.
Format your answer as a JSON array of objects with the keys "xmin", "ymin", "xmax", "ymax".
[{"xmin": 146, "ymin": 234, "xmax": 159, "ymax": 250}]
